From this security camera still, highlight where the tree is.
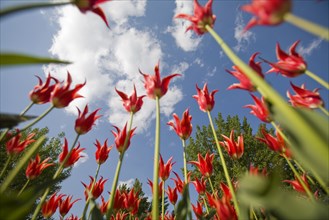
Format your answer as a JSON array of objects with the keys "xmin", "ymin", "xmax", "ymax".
[{"xmin": 0, "ymin": 127, "xmax": 71, "ymax": 220}]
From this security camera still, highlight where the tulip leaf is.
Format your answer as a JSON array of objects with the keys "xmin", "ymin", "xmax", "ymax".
[
  {"xmin": 269, "ymin": 105, "xmax": 329, "ymax": 183},
  {"xmin": 175, "ymin": 185, "xmax": 192, "ymax": 220},
  {"xmin": 0, "ymin": 178, "xmax": 62, "ymax": 220},
  {"xmin": 0, "ymin": 53, "xmax": 71, "ymax": 66},
  {"xmin": 0, "ymin": 113, "xmax": 36, "ymax": 129},
  {"xmin": 238, "ymin": 174, "xmax": 329, "ymax": 220},
  {"xmin": 0, "ymin": 136, "xmax": 46, "ymax": 193},
  {"xmin": 89, "ymin": 199, "xmax": 104, "ymax": 220}
]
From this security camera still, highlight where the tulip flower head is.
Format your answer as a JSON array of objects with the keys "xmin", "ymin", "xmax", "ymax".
[
  {"xmin": 124, "ymin": 189, "xmax": 141, "ymax": 215},
  {"xmin": 95, "ymin": 139, "xmax": 112, "ymax": 164},
  {"xmin": 42, "ymin": 192, "xmax": 65, "ymax": 218},
  {"xmin": 167, "ymin": 108, "xmax": 193, "ymax": 140},
  {"xmin": 189, "ymin": 152, "xmax": 214, "ymax": 178},
  {"xmin": 241, "ymin": 0, "xmax": 292, "ymax": 31},
  {"xmin": 171, "ymin": 171, "xmax": 185, "ymax": 194},
  {"xmin": 192, "ymin": 201, "xmax": 204, "ymax": 219},
  {"xmin": 159, "ymin": 155, "xmax": 175, "ymax": 181},
  {"xmin": 25, "ymin": 154, "xmax": 54, "ymax": 180},
  {"xmin": 99, "ymin": 196, "xmax": 109, "ymax": 215},
  {"xmin": 283, "ymin": 174, "xmax": 311, "ymax": 194},
  {"xmin": 116, "ymin": 84, "xmax": 146, "ymax": 113},
  {"xmin": 287, "ymin": 82, "xmax": 324, "ymax": 109},
  {"xmin": 140, "ymin": 62, "xmax": 181, "ymax": 99},
  {"xmin": 111, "ymin": 123, "xmax": 136, "ymax": 154},
  {"xmin": 74, "ymin": 0, "xmax": 110, "ymax": 27},
  {"xmin": 244, "ymin": 94, "xmax": 271, "ymax": 123},
  {"xmin": 5, "ymin": 130, "xmax": 35, "ymax": 155},
  {"xmin": 166, "ymin": 185, "xmax": 178, "ymax": 205},
  {"xmin": 193, "ymin": 83, "xmax": 218, "ymax": 112},
  {"xmin": 206, "ymin": 191, "xmax": 237, "ymax": 220},
  {"xmin": 147, "ymin": 179, "xmax": 164, "ymax": 199},
  {"xmin": 249, "ymin": 164, "xmax": 267, "ymax": 176},
  {"xmin": 82, "ymin": 176, "xmax": 107, "ymax": 200},
  {"xmin": 175, "ymin": 0, "xmax": 216, "ymax": 35},
  {"xmin": 75, "ymin": 105, "xmax": 101, "ymax": 135},
  {"xmin": 191, "ymin": 177, "xmax": 207, "ymax": 195},
  {"xmin": 265, "ymin": 40, "xmax": 307, "ymax": 77},
  {"xmin": 66, "ymin": 214, "xmax": 80, "ymax": 220},
  {"xmin": 59, "ymin": 138, "xmax": 86, "ymax": 168},
  {"xmin": 227, "ymin": 52, "xmax": 264, "ymax": 91},
  {"xmin": 59, "ymin": 195, "xmax": 80, "ymax": 217},
  {"xmin": 29, "ymin": 74, "xmax": 59, "ymax": 104},
  {"xmin": 219, "ymin": 130, "xmax": 244, "ymax": 160},
  {"xmin": 257, "ymin": 128, "xmax": 292, "ymax": 158},
  {"xmin": 51, "ymin": 72, "xmax": 85, "ymax": 108}
]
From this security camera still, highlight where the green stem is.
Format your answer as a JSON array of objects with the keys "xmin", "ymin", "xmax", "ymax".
[
  {"xmin": 161, "ymin": 180, "xmax": 165, "ymax": 220},
  {"xmin": 106, "ymin": 112, "xmax": 134, "ymax": 219},
  {"xmin": 31, "ymin": 134, "xmax": 80, "ymax": 220},
  {"xmin": 182, "ymin": 139, "xmax": 192, "ymax": 220},
  {"xmin": 207, "ymin": 177, "xmax": 215, "ymax": 194},
  {"xmin": 284, "ymin": 13, "xmax": 329, "ymax": 41},
  {"xmin": 81, "ymin": 164, "xmax": 102, "ymax": 220},
  {"xmin": 251, "ymin": 207, "xmax": 258, "ymax": 220},
  {"xmin": 203, "ymin": 196, "xmax": 209, "ymax": 215},
  {"xmin": 0, "ymin": 155, "xmax": 12, "ymax": 179},
  {"xmin": 319, "ymin": 106, "xmax": 329, "ymax": 117},
  {"xmin": 206, "ymin": 24, "xmax": 328, "ymax": 181},
  {"xmin": 207, "ymin": 111, "xmax": 240, "ymax": 217},
  {"xmin": 305, "ymin": 70, "xmax": 329, "ymax": 89},
  {"xmin": 18, "ymin": 179, "xmax": 30, "ymax": 196},
  {"xmin": 0, "ymin": 1, "xmax": 73, "ymax": 18},
  {"xmin": 283, "ymin": 155, "xmax": 315, "ymax": 201},
  {"xmin": 151, "ymin": 96, "xmax": 161, "ymax": 220}
]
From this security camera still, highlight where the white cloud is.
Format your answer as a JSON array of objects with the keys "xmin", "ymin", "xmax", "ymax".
[
  {"xmin": 46, "ymin": 1, "xmax": 183, "ymax": 133},
  {"xmin": 171, "ymin": 62, "xmax": 190, "ymax": 79},
  {"xmin": 166, "ymin": 0, "xmax": 202, "ymax": 51},
  {"xmin": 118, "ymin": 178, "xmax": 135, "ymax": 189},
  {"xmin": 73, "ymin": 151, "xmax": 89, "ymax": 168},
  {"xmin": 193, "ymin": 58, "xmax": 204, "ymax": 67},
  {"xmin": 297, "ymin": 38, "xmax": 323, "ymax": 57},
  {"xmin": 207, "ymin": 66, "xmax": 217, "ymax": 77},
  {"xmin": 233, "ymin": 11, "xmax": 256, "ymax": 52}
]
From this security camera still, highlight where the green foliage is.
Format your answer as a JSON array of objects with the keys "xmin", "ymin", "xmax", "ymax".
[
  {"xmin": 175, "ymin": 185, "xmax": 192, "ymax": 220},
  {"xmin": 0, "ymin": 127, "xmax": 70, "ymax": 220},
  {"xmin": 0, "ymin": 53, "xmax": 71, "ymax": 66}
]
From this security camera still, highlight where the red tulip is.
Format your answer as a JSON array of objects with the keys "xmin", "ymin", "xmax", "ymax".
[
  {"xmin": 25, "ymin": 154, "xmax": 54, "ymax": 180},
  {"xmin": 193, "ymin": 83, "xmax": 218, "ymax": 112},
  {"xmin": 75, "ymin": 105, "xmax": 101, "ymax": 135},
  {"xmin": 227, "ymin": 52, "xmax": 264, "ymax": 91},
  {"xmin": 116, "ymin": 84, "xmax": 146, "ymax": 113},
  {"xmin": 166, "ymin": 185, "xmax": 178, "ymax": 205},
  {"xmin": 219, "ymin": 130, "xmax": 244, "ymax": 160},
  {"xmin": 59, "ymin": 195, "xmax": 80, "ymax": 217},
  {"xmin": 124, "ymin": 189, "xmax": 140, "ymax": 215},
  {"xmin": 283, "ymin": 174, "xmax": 310, "ymax": 194},
  {"xmin": 171, "ymin": 171, "xmax": 185, "ymax": 194},
  {"xmin": 139, "ymin": 62, "xmax": 181, "ymax": 99},
  {"xmin": 147, "ymin": 179, "xmax": 164, "ymax": 199},
  {"xmin": 191, "ymin": 177, "xmax": 207, "ymax": 195},
  {"xmin": 5, "ymin": 130, "xmax": 35, "ymax": 155},
  {"xmin": 59, "ymin": 138, "xmax": 86, "ymax": 168},
  {"xmin": 167, "ymin": 108, "xmax": 193, "ymax": 140},
  {"xmin": 220, "ymin": 182, "xmax": 232, "ymax": 203},
  {"xmin": 192, "ymin": 201, "xmax": 204, "ymax": 219},
  {"xmin": 189, "ymin": 152, "xmax": 214, "ymax": 178},
  {"xmin": 65, "ymin": 214, "xmax": 79, "ymax": 220},
  {"xmin": 95, "ymin": 139, "xmax": 112, "ymax": 164},
  {"xmin": 244, "ymin": 94, "xmax": 271, "ymax": 123},
  {"xmin": 249, "ymin": 164, "xmax": 267, "ymax": 176},
  {"xmin": 111, "ymin": 212, "xmax": 129, "ymax": 220},
  {"xmin": 51, "ymin": 72, "xmax": 85, "ymax": 108},
  {"xmin": 42, "ymin": 192, "xmax": 65, "ymax": 218},
  {"xmin": 257, "ymin": 128, "xmax": 292, "ymax": 158},
  {"xmin": 265, "ymin": 40, "xmax": 307, "ymax": 77},
  {"xmin": 99, "ymin": 196, "xmax": 109, "ymax": 215},
  {"xmin": 29, "ymin": 74, "xmax": 59, "ymax": 104},
  {"xmin": 241, "ymin": 0, "xmax": 291, "ymax": 31},
  {"xmin": 113, "ymin": 189, "xmax": 125, "ymax": 211},
  {"xmin": 206, "ymin": 191, "xmax": 237, "ymax": 220},
  {"xmin": 159, "ymin": 155, "xmax": 175, "ymax": 181},
  {"xmin": 74, "ymin": 0, "xmax": 110, "ymax": 27},
  {"xmin": 175, "ymin": 0, "xmax": 216, "ymax": 35},
  {"xmin": 111, "ymin": 123, "xmax": 136, "ymax": 154},
  {"xmin": 287, "ymin": 82, "xmax": 324, "ymax": 109},
  {"xmin": 82, "ymin": 176, "xmax": 107, "ymax": 200}
]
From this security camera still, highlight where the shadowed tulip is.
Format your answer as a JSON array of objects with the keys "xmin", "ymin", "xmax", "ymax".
[
  {"xmin": 5, "ymin": 130, "xmax": 35, "ymax": 155},
  {"xmin": 175, "ymin": 0, "xmax": 216, "ymax": 35}
]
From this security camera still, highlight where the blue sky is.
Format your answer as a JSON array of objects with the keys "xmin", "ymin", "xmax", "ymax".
[{"xmin": 1, "ymin": 0, "xmax": 328, "ymax": 218}]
